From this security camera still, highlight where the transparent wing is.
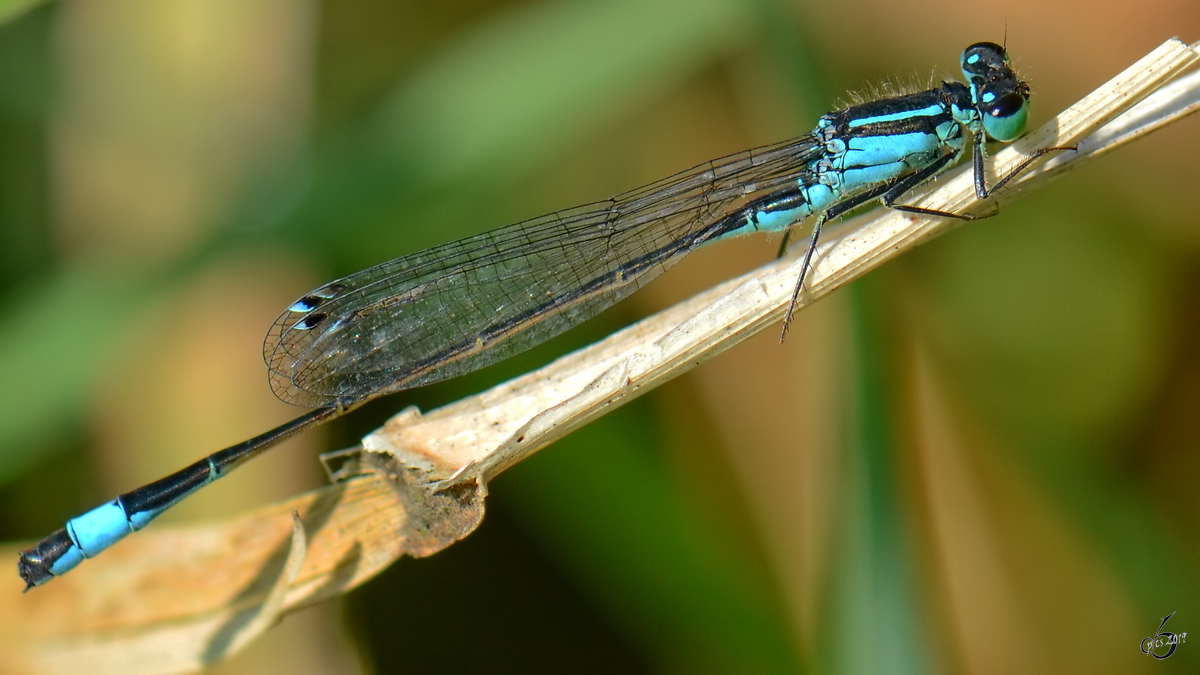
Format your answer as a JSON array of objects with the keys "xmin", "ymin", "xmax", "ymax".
[{"xmin": 264, "ymin": 135, "xmax": 823, "ymax": 408}]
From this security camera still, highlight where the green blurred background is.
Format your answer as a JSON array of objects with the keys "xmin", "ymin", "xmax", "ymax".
[{"xmin": 1, "ymin": 0, "xmax": 1199, "ymax": 672}]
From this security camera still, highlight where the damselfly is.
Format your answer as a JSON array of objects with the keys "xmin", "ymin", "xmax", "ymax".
[{"xmin": 19, "ymin": 41, "xmax": 1066, "ymax": 589}]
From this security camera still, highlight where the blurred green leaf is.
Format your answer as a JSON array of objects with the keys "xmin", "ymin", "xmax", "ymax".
[
  {"xmin": 0, "ymin": 261, "xmax": 152, "ymax": 482},
  {"xmin": 281, "ymin": 0, "xmax": 757, "ymax": 269},
  {"xmin": 0, "ymin": 0, "xmax": 50, "ymax": 26},
  {"xmin": 375, "ymin": 0, "xmax": 753, "ymax": 185},
  {"xmin": 820, "ymin": 278, "xmax": 928, "ymax": 675}
]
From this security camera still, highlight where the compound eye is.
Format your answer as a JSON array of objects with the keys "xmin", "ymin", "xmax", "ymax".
[
  {"xmin": 987, "ymin": 92, "xmax": 1026, "ymax": 119},
  {"xmin": 980, "ymin": 92, "xmax": 1029, "ymax": 142}
]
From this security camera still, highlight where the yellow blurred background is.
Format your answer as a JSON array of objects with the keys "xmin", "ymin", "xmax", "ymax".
[{"xmin": 0, "ymin": 0, "xmax": 1198, "ymax": 673}]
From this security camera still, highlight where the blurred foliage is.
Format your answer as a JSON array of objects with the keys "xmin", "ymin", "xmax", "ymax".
[
  {"xmin": 1, "ymin": 0, "xmax": 1199, "ymax": 673},
  {"xmin": 0, "ymin": 0, "xmax": 49, "ymax": 26}
]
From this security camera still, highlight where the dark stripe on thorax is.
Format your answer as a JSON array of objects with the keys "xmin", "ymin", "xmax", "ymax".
[
  {"xmin": 829, "ymin": 89, "xmax": 953, "ymax": 138},
  {"xmin": 846, "ymin": 110, "xmax": 953, "ymax": 139}
]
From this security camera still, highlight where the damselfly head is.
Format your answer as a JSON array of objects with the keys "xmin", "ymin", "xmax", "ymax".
[{"xmin": 961, "ymin": 41, "xmax": 1031, "ymax": 142}]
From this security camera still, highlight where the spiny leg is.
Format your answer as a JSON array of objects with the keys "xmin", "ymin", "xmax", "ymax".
[
  {"xmin": 972, "ymin": 125, "xmax": 1077, "ymax": 198},
  {"xmin": 779, "ymin": 212, "xmax": 826, "ymax": 341},
  {"xmin": 880, "ymin": 147, "xmax": 978, "ymax": 220},
  {"xmin": 778, "ymin": 151, "xmax": 967, "ymax": 341},
  {"xmin": 985, "ymin": 146, "xmax": 1077, "ymax": 196},
  {"xmin": 776, "ymin": 139, "xmax": 1071, "ymax": 340}
]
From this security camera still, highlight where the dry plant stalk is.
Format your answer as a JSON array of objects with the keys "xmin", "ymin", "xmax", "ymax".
[{"xmin": 1, "ymin": 38, "xmax": 1197, "ymax": 675}]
